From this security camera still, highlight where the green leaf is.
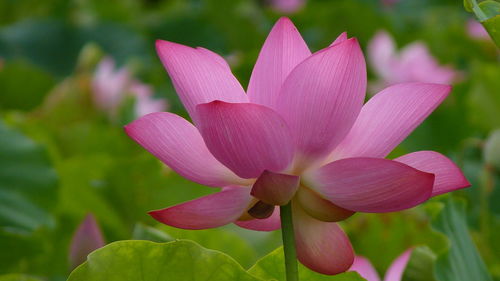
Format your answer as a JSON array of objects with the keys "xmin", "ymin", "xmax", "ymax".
[
  {"xmin": 67, "ymin": 240, "xmax": 261, "ymax": 281},
  {"xmin": 0, "ymin": 60, "xmax": 55, "ymax": 111},
  {"xmin": 0, "ymin": 274, "xmax": 42, "ymax": 281},
  {"xmin": 430, "ymin": 199, "xmax": 492, "ymax": 281},
  {"xmin": 0, "ymin": 120, "xmax": 58, "ymax": 233},
  {"xmin": 478, "ymin": 0, "xmax": 500, "ymax": 19},
  {"xmin": 248, "ymin": 247, "xmax": 366, "ymax": 281},
  {"xmin": 482, "ymin": 15, "xmax": 500, "ymax": 47},
  {"xmin": 464, "ymin": 0, "xmax": 474, "ymax": 12}
]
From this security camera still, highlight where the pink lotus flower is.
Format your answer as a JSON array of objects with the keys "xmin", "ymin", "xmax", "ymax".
[
  {"xmin": 69, "ymin": 214, "xmax": 105, "ymax": 269},
  {"xmin": 125, "ymin": 17, "xmax": 469, "ymax": 275},
  {"xmin": 467, "ymin": 19, "xmax": 490, "ymax": 40},
  {"xmin": 368, "ymin": 31, "xmax": 457, "ymax": 91},
  {"xmin": 92, "ymin": 57, "xmax": 168, "ymax": 118},
  {"xmin": 349, "ymin": 249, "xmax": 412, "ymax": 281}
]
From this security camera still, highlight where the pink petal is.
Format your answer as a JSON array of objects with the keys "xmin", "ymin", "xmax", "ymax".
[
  {"xmin": 125, "ymin": 112, "xmax": 248, "ymax": 187},
  {"xmin": 367, "ymin": 31, "xmax": 396, "ymax": 82},
  {"xmin": 156, "ymin": 40, "xmax": 247, "ymax": 121},
  {"xmin": 384, "ymin": 249, "xmax": 412, "ymax": 281},
  {"xmin": 196, "ymin": 47, "xmax": 231, "ymax": 71},
  {"xmin": 331, "ymin": 83, "xmax": 451, "ymax": 160},
  {"xmin": 235, "ymin": 207, "xmax": 281, "ymax": 231},
  {"xmin": 251, "ymin": 170, "xmax": 299, "ymax": 205},
  {"xmin": 92, "ymin": 57, "xmax": 131, "ymax": 112},
  {"xmin": 276, "ymin": 38, "xmax": 366, "ymax": 168},
  {"xmin": 247, "ymin": 17, "xmax": 311, "ymax": 110},
  {"xmin": 349, "ymin": 256, "xmax": 381, "ymax": 281},
  {"xmin": 293, "ymin": 203, "xmax": 354, "ymax": 275},
  {"xmin": 149, "ymin": 188, "xmax": 252, "ymax": 230},
  {"xmin": 394, "ymin": 151, "xmax": 470, "ymax": 197},
  {"xmin": 69, "ymin": 214, "xmax": 105, "ymax": 269},
  {"xmin": 330, "ymin": 32, "xmax": 348, "ymax": 46},
  {"xmin": 305, "ymin": 157, "xmax": 435, "ymax": 213},
  {"xmin": 196, "ymin": 101, "xmax": 295, "ymax": 179},
  {"xmin": 295, "ymin": 187, "xmax": 354, "ymax": 222}
]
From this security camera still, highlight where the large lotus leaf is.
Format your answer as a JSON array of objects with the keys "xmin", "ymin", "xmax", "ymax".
[
  {"xmin": 248, "ymin": 247, "xmax": 366, "ymax": 281},
  {"xmin": 67, "ymin": 240, "xmax": 260, "ymax": 281},
  {"xmin": 0, "ymin": 120, "xmax": 57, "ymax": 233}
]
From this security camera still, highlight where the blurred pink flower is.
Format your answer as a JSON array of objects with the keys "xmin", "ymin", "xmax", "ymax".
[
  {"xmin": 69, "ymin": 214, "xmax": 105, "ymax": 269},
  {"xmin": 270, "ymin": 0, "xmax": 305, "ymax": 14},
  {"xmin": 368, "ymin": 31, "xmax": 457, "ymax": 91},
  {"xmin": 350, "ymin": 249, "xmax": 412, "ymax": 281},
  {"xmin": 92, "ymin": 57, "xmax": 168, "ymax": 118},
  {"xmin": 467, "ymin": 19, "xmax": 490, "ymax": 40},
  {"xmin": 125, "ymin": 17, "xmax": 469, "ymax": 275},
  {"xmin": 130, "ymin": 82, "xmax": 169, "ymax": 118}
]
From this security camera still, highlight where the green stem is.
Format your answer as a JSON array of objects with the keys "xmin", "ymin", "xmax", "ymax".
[{"xmin": 280, "ymin": 202, "xmax": 299, "ymax": 281}]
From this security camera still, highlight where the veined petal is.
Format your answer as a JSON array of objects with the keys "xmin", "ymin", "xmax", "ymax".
[
  {"xmin": 125, "ymin": 112, "xmax": 248, "ymax": 187},
  {"xmin": 251, "ymin": 170, "xmax": 299, "ymax": 205},
  {"xmin": 395, "ymin": 151, "xmax": 470, "ymax": 197},
  {"xmin": 149, "ymin": 188, "xmax": 252, "ymax": 230},
  {"xmin": 293, "ymin": 203, "xmax": 354, "ymax": 275},
  {"xmin": 156, "ymin": 40, "xmax": 247, "ymax": 121},
  {"xmin": 196, "ymin": 47, "xmax": 231, "ymax": 71},
  {"xmin": 248, "ymin": 17, "xmax": 311, "ymax": 110},
  {"xmin": 384, "ymin": 249, "xmax": 412, "ymax": 281},
  {"xmin": 196, "ymin": 101, "xmax": 295, "ymax": 179},
  {"xmin": 330, "ymin": 32, "xmax": 348, "ymax": 46},
  {"xmin": 305, "ymin": 157, "xmax": 434, "ymax": 213},
  {"xmin": 331, "ymin": 83, "xmax": 451, "ymax": 160},
  {"xmin": 235, "ymin": 207, "xmax": 281, "ymax": 231},
  {"xmin": 349, "ymin": 256, "xmax": 381, "ymax": 281},
  {"xmin": 276, "ymin": 38, "xmax": 367, "ymax": 168}
]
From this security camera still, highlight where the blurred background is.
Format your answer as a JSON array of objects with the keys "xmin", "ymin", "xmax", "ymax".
[{"xmin": 0, "ymin": 0, "xmax": 499, "ymax": 280}]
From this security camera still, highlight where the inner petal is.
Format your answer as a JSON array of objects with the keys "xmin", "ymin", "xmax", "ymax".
[{"xmin": 295, "ymin": 186, "xmax": 355, "ymax": 222}]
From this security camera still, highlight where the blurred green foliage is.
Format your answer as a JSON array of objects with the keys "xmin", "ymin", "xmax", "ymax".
[{"xmin": 0, "ymin": 0, "xmax": 499, "ymax": 280}]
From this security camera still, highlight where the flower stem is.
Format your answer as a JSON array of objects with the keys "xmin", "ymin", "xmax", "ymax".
[{"xmin": 280, "ymin": 202, "xmax": 299, "ymax": 281}]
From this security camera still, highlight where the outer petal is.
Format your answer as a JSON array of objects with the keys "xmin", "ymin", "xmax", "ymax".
[
  {"xmin": 196, "ymin": 101, "xmax": 295, "ymax": 179},
  {"xmin": 349, "ymin": 256, "xmax": 381, "ymax": 281},
  {"xmin": 395, "ymin": 151, "xmax": 470, "ymax": 197},
  {"xmin": 195, "ymin": 47, "xmax": 231, "ymax": 71},
  {"xmin": 384, "ymin": 249, "xmax": 412, "ymax": 281},
  {"xmin": 331, "ymin": 83, "xmax": 451, "ymax": 160},
  {"xmin": 276, "ymin": 38, "xmax": 367, "ymax": 168},
  {"xmin": 235, "ymin": 207, "xmax": 281, "ymax": 231},
  {"xmin": 305, "ymin": 158, "xmax": 435, "ymax": 213},
  {"xmin": 156, "ymin": 40, "xmax": 247, "ymax": 121},
  {"xmin": 247, "ymin": 17, "xmax": 311, "ymax": 110},
  {"xmin": 125, "ymin": 112, "xmax": 248, "ymax": 187},
  {"xmin": 330, "ymin": 32, "xmax": 348, "ymax": 46},
  {"xmin": 251, "ymin": 170, "xmax": 299, "ymax": 205},
  {"xmin": 293, "ymin": 203, "xmax": 354, "ymax": 275},
  {"xmin": 149, "ymin": 188, "xmax": 252, "ymax": 230}
]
